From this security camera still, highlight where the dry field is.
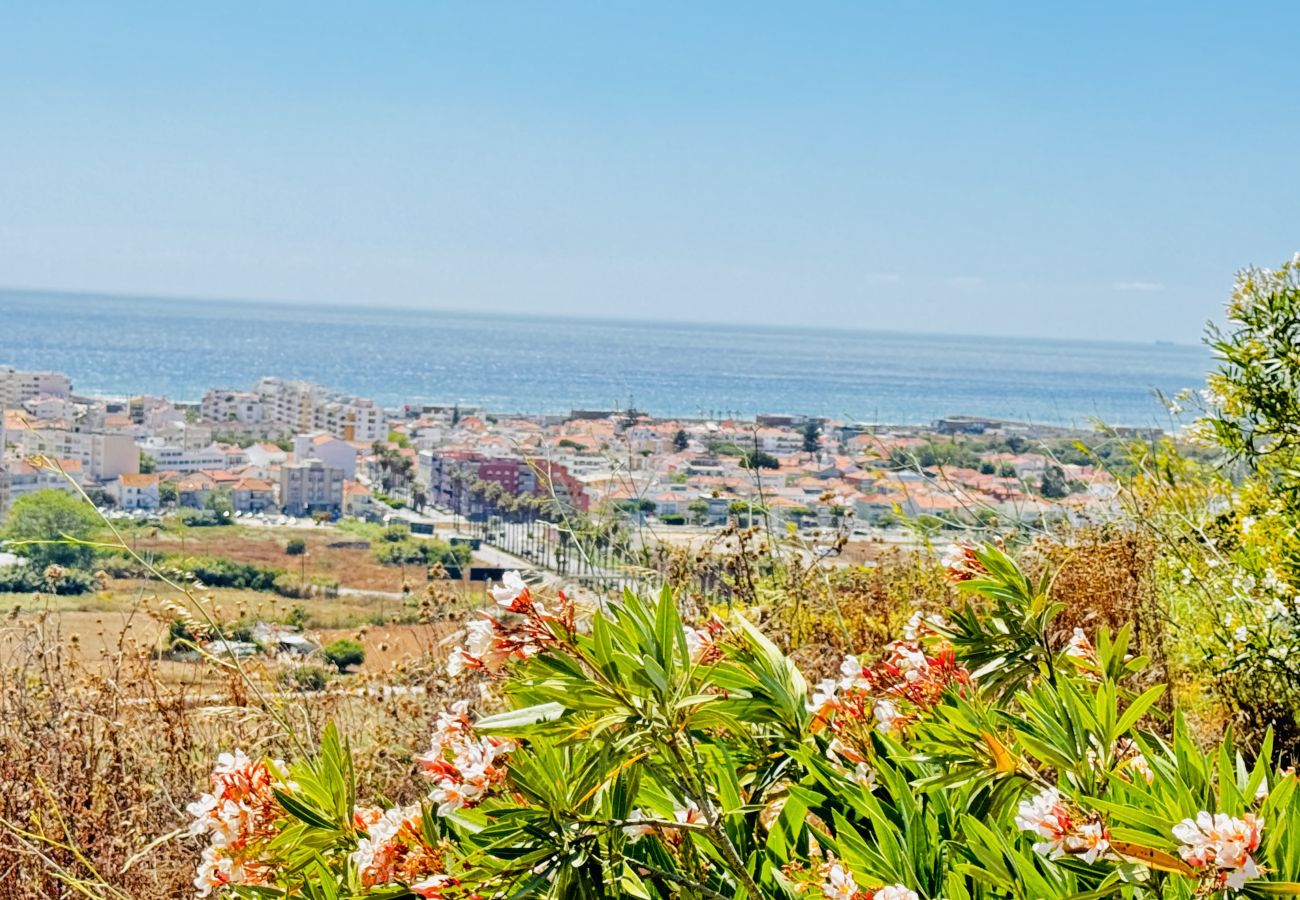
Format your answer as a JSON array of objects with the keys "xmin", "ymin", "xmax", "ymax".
[
  {"xmin": 122, "ymin": 523, "xmax": 426, "ymax": 593},
  {"xmin": 0, "ymin": 579, "xmax": 469, "ymax": 681}
]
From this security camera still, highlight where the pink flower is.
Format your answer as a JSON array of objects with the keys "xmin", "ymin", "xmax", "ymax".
[
  {"xmin": 872, "ymin": 887, "xmax": 920, "ymax": 900},
  {"xmin": 187, "ymin": 750, "xmax": 284, "ymax": 896},
  {"xmin": 1173, "ymin": 812, "xmax": 1261, "ymax": 890},
  {"xmin": 416, "ymin": 701, "xmax": 514, "ymax": 815},
  {"xmin": 1015, "ymin": 788, "xmax": 1074, "ymax": 857},
  {"xmin": 819, "ymin": 861, "xmax": 859, "ymax": 900},
  {"xmin": 1065, "ymin": 627, "xmax": 1094, "ymax": 660},
  {"xmin": 490, "ymin": 570, "xmax": 529, "ymax": 608}
]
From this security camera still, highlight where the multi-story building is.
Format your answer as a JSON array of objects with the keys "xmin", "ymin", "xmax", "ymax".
[
  {"xmin": 293, "ymin": 433, "xmax": 360, "ymax": 478},
  {"xmin": 0, "ymin": 367, "xmax": 72, "ymax": 409},
  {"xmin": 251, "ymin": 377, "xmax": 384, "ymax": 442},
  {"xmin": 528, "ymin": 458, "xmax": 590, "ymax": 513},
  {"xmin": 3, "ymin": 460, "xmax": 82, "ymax": 512},
  {"xmin": 14, "ymin": 428, "xmax": 139, "ymax": 482},
  {"xmin": 230, "ymin": 477, "xmax": 276, "ymax": 513},
  {"xmin": 278, "ymin": 459, "xmax": 344, "ymax": 516},
  {"xmin": 111, "ymin": 472, "xmax": 161, "ymax": 510},
  {"xmin": 21, "ymin": 396, "xmax": 78, "ymax": 420},
  {"xmin": 312, "ymin": 398, "xmax": 382, "ymax": 443},
  {"xmin": 420, "ymin": 450, "xmax": 588, "ymax": 515},
  {"xmin": 136, "ymin": 439, "xmax": 245, "ymax": 473},
  {"xmin": 170, "ymin": 471, "xmax": 218, "ymax": 509},
  {"xmin": 420, "ymin": 450, "xmax": 535, "ymax": 512},
  {"xmin": 254, "ymin": 377, "xmax": 319, "ymax": 433},
  {"xmin": 200, "ymin": 389, "xmax": 265, "ymax": 424}
]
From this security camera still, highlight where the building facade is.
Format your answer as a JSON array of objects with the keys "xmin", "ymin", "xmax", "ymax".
[
  {"xmin": 0, "ymin": 367, "xmax": 72, "ymax": 409},
  {"xmin": 278, "ymin": 459, "xmax": 344, "ymax": 516}
]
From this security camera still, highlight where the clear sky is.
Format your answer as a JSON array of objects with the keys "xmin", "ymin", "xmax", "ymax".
[{"xmin": 1, "ymin": 2, "xmax": 1297, "ymax": 343}]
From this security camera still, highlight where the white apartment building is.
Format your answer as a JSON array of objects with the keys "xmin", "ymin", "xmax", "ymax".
[
  {"xmin": 255, "ymin": 377, "xmax": 320, "ymax": 433},
  {"xmin": 254, "ymin": 377, "xmax": 383, "ymax": 442},
  {"xmin": 313, "ymin": 398, "xmax": 383, "ymax": 443},
  {"xmin": 136, "ymin": 439, "xmax": 245, "ymax": 473},
  {"xmin": 110, "ymin": 472, "xmax": 161, "ymax": 511},
  {"xmin": 0, "ymin": 367, "xmax": 72, "ymax": 409},
  {"xmin": 15, "ymin": 428, "xmax": 139, "ymax": 482},
  {"xmin": 753, "ymin": 427, "xmax": 806, "ymax": 455},
  {"xmin": 292, "ymin": 432, "xmax": 359, "ymax": 478},
  {"xmin": 21, "ymin": 395, "xmax": 78, "ymax": 420},
  {"xmin": 244, "ymin": 442, "xmax": 289, "ymax": 477},
  {"xmin": 201, "ymin": 389, "xmax": 266, "ymax": 423},
  {"xmin": 2, "ymin": 460, "xmax": 82, "ymax": 512}
]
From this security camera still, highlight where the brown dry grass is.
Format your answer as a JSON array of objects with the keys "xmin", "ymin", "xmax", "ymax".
[
  {"xmin": 126, "ymin": 525, "xmax": 418, "ymax": 593},
  {"xmin": 0, "ymin": 582, "xmax": 475, "ymax": 677},
  {"xmin": 0, "ymin": 593, "xmax": 472, "ymax": 899},
  {"xmin": 1027, "ymin": 528, "xmax": 1172, "ymax": 702}
]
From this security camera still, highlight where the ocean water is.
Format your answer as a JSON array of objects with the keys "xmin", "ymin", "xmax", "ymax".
[{"xmin": 0, "ymin": 290, "xmax": 1210, "ymax": 426}]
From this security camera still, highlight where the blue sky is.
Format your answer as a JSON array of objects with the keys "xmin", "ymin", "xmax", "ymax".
[{"xmin": 1, "ymin": 2, "xmax": 1296, "ymax": 343}]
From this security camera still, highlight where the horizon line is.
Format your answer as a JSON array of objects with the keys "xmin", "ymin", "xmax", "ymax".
[{"xmin": 0, "ymin": 283, "xmax": 1208, "ymax": 351}]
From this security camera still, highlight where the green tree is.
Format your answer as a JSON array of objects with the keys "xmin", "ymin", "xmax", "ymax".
[
  {"xmin": 159, "ymin": 480, "xmax": 179, "ymax": 506},
  {"xmin": 322, "ymin": 638, "xmax": 365, "ymax": 672},
  {"xmin": 1, "ymin": 489, "xmax": 101, "ymax": 569},
  {"xmin": 1039, "ymin": 463, "xmax": 1069, "ymax": 499},
  {"xmin": 1204, "ymin": 254, "xmax": 1300, "ymax": 499},
  {"xmin": 205, "ymin": 489, "xmax": 235, "ymax": 523},
  {"xmin": 801, "ymin": 420, "xmax": 822, "ymax": 455},
  {"xmin": 740, "ymin": 449, "xmax": 780, "ymax": 470},
  {"xmin": 138, "ymin": 453, "xmax": 157, "ymax": 474},
  {"xmin": 285, "ymin": 537, "xmax": 307, "ymax": 556},
  {"xmin": 672, "ymin": 429, "xmax": 689, "ymax": 452}
]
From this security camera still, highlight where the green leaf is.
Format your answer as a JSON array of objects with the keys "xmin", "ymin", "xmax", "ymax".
[{"xmin": 476, "ymin": 702, "xmax": 567, "ymax": 733}]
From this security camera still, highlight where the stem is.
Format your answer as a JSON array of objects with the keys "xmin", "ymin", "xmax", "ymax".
[
  {"xmin": 664, "ymin": 739, "xmax": 763, "ymax": 900},
  {"xmin": 635, "ymin": 862, "xmax": 731, "ymax": 900}
]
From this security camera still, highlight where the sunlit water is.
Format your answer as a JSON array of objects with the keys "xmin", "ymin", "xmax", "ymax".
[{"xmin": 0, "ymin": 290, "xmax": 1210, "ymax": 426}]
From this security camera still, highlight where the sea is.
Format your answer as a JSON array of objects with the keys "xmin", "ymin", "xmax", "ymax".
[{"xmin": 0, "ymin": 290, "xmax": 1211, "ymax": 428}]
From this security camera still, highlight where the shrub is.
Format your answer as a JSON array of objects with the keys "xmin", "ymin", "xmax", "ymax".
[
  {"xmin": 177, "ymin": 508, "xmax": 229, "ymax": 527},
  {"xmin": 178, "ymin": 556, "xmax": 281, "ymax": 591},
  {"xmin": 179, "ymin": 550, "xmax": 1300, "ymax": 900},
  {"xmin": 272, "ymin": 573, "xmax": 339, "ymax": 599},
  {"xmin": 740, "ymin": 448, "xmax": 780, "ymax": 469},
  {"xmin": 1204, "ymin": 253, "xmax": 1300, "ymax": 479},
  {"xmin": 373, "ymin": 538, "xmax": 469, "ymax": 569},
  {"xmin": 284, "ymin": 537, "xmax": 307, "ymax": 556},
  {"xmin": 96, "ymin": 551, "xmax": 150, "ymax": 579},
  {"xmin": 321, "ymin": 638, "xmax": 364, "ymax": 672},
  {"xmin": 278, "ymin": 664, "xmax": 330, "ymax": 692},
  {"xmin": 381, "ymin": 523, "xmax": 410, "ymax": 542},
  {"xmin": 0, "ymin": 564, "xmax": 96, "ymax": 595}
]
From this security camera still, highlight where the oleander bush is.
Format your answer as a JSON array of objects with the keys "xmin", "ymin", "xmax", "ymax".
[{"xmin": 176, "ymin": 550, "xmax": 1300, "ymax": 899}]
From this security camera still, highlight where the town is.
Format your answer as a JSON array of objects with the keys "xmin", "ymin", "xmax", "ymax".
[{"xmin": 0, "ymin": 363, "xmax": 1156, "ymax": 575}]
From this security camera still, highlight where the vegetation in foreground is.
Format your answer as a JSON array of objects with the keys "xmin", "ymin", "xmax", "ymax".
[{"xmin": 176, "ymin": 549, "xmax": 1299, "ymax": 899}]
